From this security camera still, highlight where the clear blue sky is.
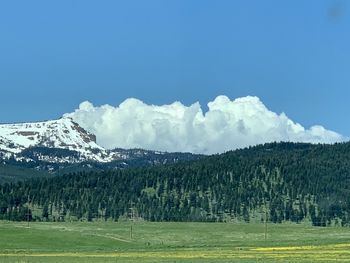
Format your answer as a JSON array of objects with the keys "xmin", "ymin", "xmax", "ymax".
[{"xmin": 0, "ymin": 0, "xmax": 349, "ymax": 136}]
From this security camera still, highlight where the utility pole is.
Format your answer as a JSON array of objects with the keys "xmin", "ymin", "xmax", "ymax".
[
  {"xmin": 27, "ymin": 195, "xmax": 30, "ymax": 228},
  {"xmin": 129, "ymin": 202, "xmax": 135, "ymax": 239},
  {"xmin": 264, "ymin": 200, "xmax": 269, "ymax": 241},
  {"xmin": 130, "ymin": 224, "xmax": 133, "ymax": 239},
  {"xmin": 264, "ymin": 208, "xmax": 267, "ymax": 241}
]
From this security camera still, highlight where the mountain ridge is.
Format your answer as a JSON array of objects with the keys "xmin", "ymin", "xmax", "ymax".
[
  {"xmin": 0, "ymin": 117, "xmax": 202, "ymax": 177},
  {"xmin": 0, "ymin": 117, "xmax": 105, "ymax": 159}
]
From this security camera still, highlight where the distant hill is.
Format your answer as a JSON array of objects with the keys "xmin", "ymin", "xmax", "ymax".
[
  {"xmin": 1, "ymin": 142, "xmax": 350, "ymax": 226},
  {"xmin": 0, "ymin": 147, "xmax": 201, "ymax": 182}
]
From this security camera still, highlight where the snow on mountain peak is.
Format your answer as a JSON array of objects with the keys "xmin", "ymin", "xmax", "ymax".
[{"xmin": 0, "ymin": 117, "xmax": 109, "ymax": 162}]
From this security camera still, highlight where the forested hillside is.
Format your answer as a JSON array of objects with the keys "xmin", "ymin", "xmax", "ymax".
[
  {"xmin": 0, "ymin": 147, "xmax": 201, "ymax": 182},
  {"xmin": 0, "ymin": 164, "xmax": 49, "ymax": 184},
  {"xmin": 1, "ymin": 142, "xmax": 350, "ymax": 226}
]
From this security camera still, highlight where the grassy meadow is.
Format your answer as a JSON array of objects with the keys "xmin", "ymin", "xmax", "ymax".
[{"xmin": 1, "ymin": 221, "xmax": 350, "ymax": 262}]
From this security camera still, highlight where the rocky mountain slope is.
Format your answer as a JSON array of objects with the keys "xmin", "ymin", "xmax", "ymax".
[{"xmin": 0, "ymin": 117, "xmax": 112, "ymax": 162}]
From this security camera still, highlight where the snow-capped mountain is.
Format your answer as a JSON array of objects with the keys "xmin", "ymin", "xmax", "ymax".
[
  {"xmin": 0, "ymin": 117, "xmax": 114, "ymax": 162},
  {"xmin": 0, "ymin": 118, "xmax": 201, "ymax": 172}
]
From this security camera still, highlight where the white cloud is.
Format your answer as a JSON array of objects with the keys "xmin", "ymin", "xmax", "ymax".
[{"xmin": 64, "ymin": 96, "xmax": 347, "ymax": 154}]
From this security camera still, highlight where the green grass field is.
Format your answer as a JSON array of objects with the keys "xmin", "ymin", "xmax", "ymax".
[{"xmin": 1, "ymin": 221, "xmax": 350, "ymax": 262}]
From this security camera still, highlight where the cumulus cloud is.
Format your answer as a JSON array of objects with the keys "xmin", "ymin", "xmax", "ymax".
[{"xmin": 64, "ymin": 96, "xmax": 347, "ymax": 154}]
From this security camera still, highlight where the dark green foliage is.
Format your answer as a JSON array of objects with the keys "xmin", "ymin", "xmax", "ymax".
[
  {"xmin": 1, "ymin": 142, "xmax": 350, "ymax": 225},
  {"xmin": 0, "ymin": 164, "xmax": 50, "ymax": 184},
  {"xmin": 1, "ymin": 147, "xmax": 202, "ymax": 176}
]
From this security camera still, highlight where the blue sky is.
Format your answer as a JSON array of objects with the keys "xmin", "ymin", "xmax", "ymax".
[{"xmin": 0, "ymin": 0, "xmax": 349, "ymax": 136}]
